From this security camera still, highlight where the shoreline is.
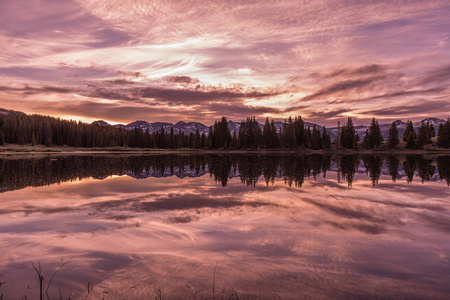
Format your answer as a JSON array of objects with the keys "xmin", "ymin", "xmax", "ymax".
[{"xmin": 1, "ymin": 144, "xmax": 450, "ymax": 155}]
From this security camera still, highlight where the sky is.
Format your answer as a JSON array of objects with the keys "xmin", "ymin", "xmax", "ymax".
[{"xmin": 0, "ymin": 0, "xmax": 450, "ymax": 126}]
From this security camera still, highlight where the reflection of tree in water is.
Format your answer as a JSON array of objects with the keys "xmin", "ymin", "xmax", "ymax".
[
  {"xmin": 362, "ymin": 155, "xmax": 383, "ymax": 187},
  {"xmin": 281, "ymin": 155, "xmax": 308, "ymax": 187},
  {"xmin": 387, "ymin": 156, "xmax": 400, "ymax": 182},
  {"xmin": 404, "ymin": 155, "xmax": 418, "ymax": 183},
  {"xmin": 209, "ymin": 155, "xmax": 233, "ymax": 187},
  {"xmin": 262, "ymin": 156, "xmax": 279, "ymax": 186},
  {"xmin": 340, "ymin": 155, "xmax": 359, "ymax": 187},
  {"xmin": 438, "ymin": 156, "xmax": 450, "ymax": 186},
  {"xmin": 416, "ymin": 157, "xmax": 435, "ymax": 183},
  {"xmin": 237, "ymin": 155, "xmax": 263, "ymax": 187},
  {"xmin": 1, "ymin": 154, "xmax": 448, "ymax": 192}
]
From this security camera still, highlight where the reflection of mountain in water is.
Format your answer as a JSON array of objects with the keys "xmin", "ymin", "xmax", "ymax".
[
  {"xmin": 123, "ymin": 166, "xmax": 210, "ymax": 179},
  {"xmin": 1, "ymin": 154, "xmax": 449, "ymax": 192}
]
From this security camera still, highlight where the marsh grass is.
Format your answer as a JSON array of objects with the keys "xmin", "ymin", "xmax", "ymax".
[{"xmin": 2, "ymin": 261, "xmax": 277, "ymax": 299}]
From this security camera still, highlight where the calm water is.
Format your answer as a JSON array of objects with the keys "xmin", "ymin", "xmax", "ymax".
[{"xmin": 0, "ymin": 154, "xmax": 450, "ymax": 299}]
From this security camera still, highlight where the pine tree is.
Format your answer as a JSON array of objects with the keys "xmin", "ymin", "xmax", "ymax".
[
  {"xmin": 368, "ymin": 117, "xmax": 382, "ymax": 148},
  {"xmin": 406, "ymin": 132, "xmax": 416, "ymax": 149},
  {"xmin": 321, "ymin": 126, "xmax": 331, "ymax": 149},
  {"xmin": 403, "ymin": 120, "xmax": 416, "ymax": 141},
  {"xmin": 214, "ymin": 117, "xmax": 232, "ymax": 148},
  {"xmin": 0, "ymin": 130, "xmax": 4, "ymax": 146},
  {"xmin": 341, "ymin": 117, "xmax": 358, "ymax": 149},
  {"xmin": 437, "ymin": 118, "xmax": 450, "ymax": 148},
  {"xmin": 388, "ymin": 121, "xmax": 399, "ymax": 148},
  {"xmin": 31, "ymin": 131, "xmax": 36, "ymax": 146},
  {"xmin": 270, "ymin": 119, "xmax": 279, "ymax": 148},
  {"xmin": 310, "ymin": 125, "xmax": 321, "ymax": 150},
  {"xmin": 362, "ymin": 129, "xmax": 370, "ymax": 149},
  {"xmin": 262, "ymin": 117, "xmax": 271, "ymax": 149},
  {"xmin": 416, "ymin": 122, "xmax": 431, "ymax": 148},
  {"xmin": 294, "ymin": 116, "xmax": 305, "ymax": 147},
  {"xmin": 429, "ymin": 123, "xmax": 436, "ymax": 138}
]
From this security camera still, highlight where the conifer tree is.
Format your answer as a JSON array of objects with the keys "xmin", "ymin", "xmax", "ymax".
[
  {"xmin": 341, "ymin": 117, "xmax": 358, "ymax": 149},
  {"xmin": 388, "ymin": 121, "xmax": 399, "ymax": 148},
  {"xmin": 262, "ymin": 117, "xmax": 271, "ymax": 149},
  {"xmin": 437, "ymin": 118, "xmax": 450, "ymax": 148},
  {"xmin": 194, "ymin": 129, "xmax": 201, "ymax": 148},
  {"xmin": 362, "ymin": 129, "xmax": 370, "ymax": 149},
  {"xmin": 368, "ymin": 117, "xmax": 382, "ymax": 148},
  {"xmin": 321, "ymin": 126, "xmax": 331, "ymax": 149},
  {"xmin": 416, "ymin": 122, "xmax": 431, "ymax": 148},
  {"xmin": 429, "ymin": 123, "xmax": 436, "ymax": 137},
  {"xmin": 406, "ymin": 132, "xmax": 416, "ymax": 149},
  {"xmin": 403, "ymin": 120, "xmax": 416, "ymax": 141},
  {"xmin": 270, "ymin": 119, "xmax": 280, "ymax": 148}
]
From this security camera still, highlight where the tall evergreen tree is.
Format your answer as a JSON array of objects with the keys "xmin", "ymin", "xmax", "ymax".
[
  {"xmin": 403, "ymin": 120, "xmax": 416, "ymax": 141},
  {"xmin": 406, "ymin": 132, "xmax": 416, "ymax": 149},
  {"xmin": 437, "ymin": 118, "xmax": 450, "ymax": 148},
  {"xmin": 368, "ymin": 117, "xmax": 382, "ymax": 148},
  {"xmin": 429, "ymin": 123, "xmax": 436, "ymax": 137},
  {"xmin": 416, "ymin": 122, "xmax": 431, "ymax": 148},
  {"xmin": 262, "ymin": 117, "xmax": 272, "ymax": 149},
  {"xmin": 362, "ymin": 129, "xmax": 370, "ymax": 149},
  {"xmin": 270, "ymin": 119, "xmax": 280, "ymax": 148},
  {"xmin": 387, "ymin": 121, "xmax": 399, "ymax": 148},
  {"xmin": 321, "ymin": 126, "xmax": 331, "ymax": 149},
  {"xmin": 340, "ymin": 117, "xmax": 358, "ymax": 149}
]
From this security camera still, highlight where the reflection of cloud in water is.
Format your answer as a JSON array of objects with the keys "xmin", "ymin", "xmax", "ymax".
[{"xmin": 1, "ymin": 164, "xmax": 450, "ymax": 299}]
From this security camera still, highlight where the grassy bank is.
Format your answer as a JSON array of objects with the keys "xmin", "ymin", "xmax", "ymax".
[{"xmin": 1, "ymin": 142, "xmax": 450, "ymax": 155}]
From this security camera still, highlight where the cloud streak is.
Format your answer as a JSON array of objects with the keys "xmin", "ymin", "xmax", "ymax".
[{"xmin": 0, "ymin": 0, "xmax": 450, "ymax": 125}]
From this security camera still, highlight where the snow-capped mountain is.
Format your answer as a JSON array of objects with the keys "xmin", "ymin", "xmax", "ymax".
[
  {"xmin": 92, "ymin": 120, "xmax": 210, "ymax": 135},
  {"xmin": 90, "ymin": 117, "xmax": 446, "ymax": 140},
  {"xmin": 0, "ymin": 108, "xmax": 25, "ymax": 115},
  {"xmin": 92, "ymin": 120, "xmax": 112, "ymax": 127}
]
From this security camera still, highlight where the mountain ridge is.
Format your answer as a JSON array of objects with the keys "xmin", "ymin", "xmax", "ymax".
[{"xmin": 92, "ymin": 117, "xmax": 447, "ymax": 140}]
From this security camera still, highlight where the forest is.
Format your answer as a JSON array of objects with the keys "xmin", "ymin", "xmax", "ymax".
[{"xmin": 1, "ymin": 112, "xmax": 450, "ymax": 150}]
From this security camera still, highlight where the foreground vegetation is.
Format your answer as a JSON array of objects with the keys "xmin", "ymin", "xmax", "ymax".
[{"xmin": 1, "ymin": 112, "xmax": 450, "ymax": 152}]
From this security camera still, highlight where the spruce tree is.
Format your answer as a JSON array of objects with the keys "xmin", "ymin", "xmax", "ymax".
[
  {"xmin": 429, "ymin": 123, "xmax": 436, "ymax": 137},
  {"xmin": 321, "ymin": 126, "xmax": 331, "ymax": 149},
  {"xmin": 406, "ymin": 132, "xmax": 416, "ymax": 149},
  {"xmin": 362, "ymin": 129, "xmax": 370, "ymax": 149},
  {"xmin": 416, "ymin": 122, "xmax": 431, "ymax": 148},
  {"xmin": 341, "ymin": 117, "xmax": 358, "ymax": 149},
  {"xmin": 388, "ymin": 121, "xmax": 399, "ymax": 148},
  {"xmin": 437, "ymin": 118, "xmax": 450, "ymax": 148},
  {"xmin": 403, "ymin": 120, "xmax": 416, "ymax": 141},
  {"xmin": 262, "ymin": 117, "xmax": 271, "ymax": 149},
  {"xmin": 368, "ymin": 117, "xmax": 382, "ymax": 148},
  {"xmin": 270, "ymin": 119, "xmax": 279, "ymax": 148}
]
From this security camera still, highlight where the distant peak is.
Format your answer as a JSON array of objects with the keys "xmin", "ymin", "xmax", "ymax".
[{"xmin": 92, "ymin": 120, "xmax": 110, "ymax": 126}]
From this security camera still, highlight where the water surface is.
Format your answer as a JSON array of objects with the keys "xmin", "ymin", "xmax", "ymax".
[{"xmin": 0, "ymin": 154, "xmax": 449, "ymax": 299}]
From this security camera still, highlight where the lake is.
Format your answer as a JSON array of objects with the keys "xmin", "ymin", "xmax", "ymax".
[{"xmin": 0, "ymin": 154, "xmax": 450, "ymax": 299}]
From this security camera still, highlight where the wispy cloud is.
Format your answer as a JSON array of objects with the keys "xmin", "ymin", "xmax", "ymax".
[{"xmin": 0, "ymin": 0, "xmax": 450, "ymax": 125}]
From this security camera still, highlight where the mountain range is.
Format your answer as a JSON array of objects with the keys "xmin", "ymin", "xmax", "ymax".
[
  {"xmin": 1, "ymin": 107, "xmax": 446, "ymax": 141},
  {"xmin": 93, "ymin": 118, "xmax": 447, "ymax": 141}
]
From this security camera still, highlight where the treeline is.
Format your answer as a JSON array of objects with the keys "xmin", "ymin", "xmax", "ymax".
[
  {"xmin": 0, "ymin": 113, "xmax": 332, "ymax": 149},
  {"xmin": 209, "ymin": 116, "xmax": 331, "ymax": 149},
  {"xmin": 1, "ymin": 154, "xmax": 449, "ymax": 192},
  {"xmin": 339, "ymin": 116, "xmax": 450, "ymax": 149},
  {"xmin": 1, "ymin": 112, "xmax": 450, "ymax": 149}
]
